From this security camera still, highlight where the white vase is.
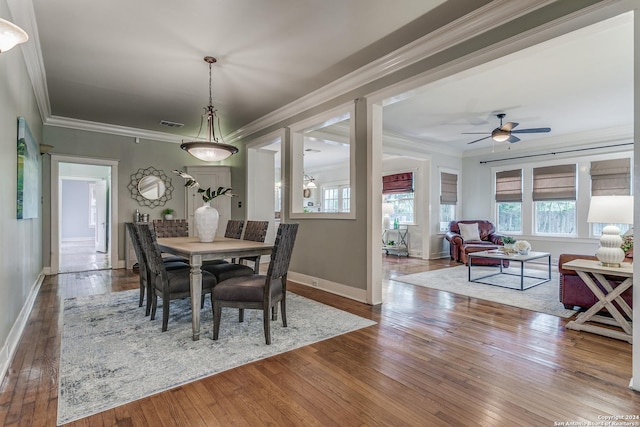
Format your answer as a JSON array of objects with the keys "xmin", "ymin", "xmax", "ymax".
[{"xmin": 194, "ymin": 201, "xmax": 219, "ymax": 242}]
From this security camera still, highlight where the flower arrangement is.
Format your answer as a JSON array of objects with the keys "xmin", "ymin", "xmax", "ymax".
[
  {"xmin": 172, "ymin": 170, "xmax": 235, "ymax": 203},
  {"xmin": 514, "ymin": 240, "xmax": 531, "ymax": 254},
  {"xmin": 621, "ymin": 235, "xmax": 633, "ymax": 253}
]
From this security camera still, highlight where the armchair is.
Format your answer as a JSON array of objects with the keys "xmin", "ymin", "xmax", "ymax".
[{"xmin": 445, "ymin": 220, "xmax": 506, "ymax": 265}]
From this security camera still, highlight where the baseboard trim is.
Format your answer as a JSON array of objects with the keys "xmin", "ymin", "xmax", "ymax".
[
  {"xmin": 288, "ymin": 271, "xmax": 368, "ymax": 304},
  {"xmin": 0, "ymin": 270, "xmax": 45, "ymax": 383}
]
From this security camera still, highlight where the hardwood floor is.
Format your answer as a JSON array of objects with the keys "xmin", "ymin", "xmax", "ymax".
[{"xmin": 1, "ymin": 257, "xmax": 638, "ymax": 426}]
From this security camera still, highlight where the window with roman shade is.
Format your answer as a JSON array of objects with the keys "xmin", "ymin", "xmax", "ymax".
[
  {"xmin": 495, "ymin": 169, "xmax": 522, "ymax": 202},
  {"xmin": 382, "ymin": 172, "xmax": 413, "ymax": 194},
  {"xmin": 440, "ymin": 172, "xmax": 457, "ymax": 205},
  {"xmin": 532, "ymin": 164, "xmax": 576, "ymax": 201},
  {"xmin": 590, "ymin": 158, "xmax": 630, "ymax": 196}
]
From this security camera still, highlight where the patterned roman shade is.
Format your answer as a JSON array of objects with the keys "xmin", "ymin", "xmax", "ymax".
[{"xmin": 382, "ymin": 172, "xmax": 413, "ymax": 195}]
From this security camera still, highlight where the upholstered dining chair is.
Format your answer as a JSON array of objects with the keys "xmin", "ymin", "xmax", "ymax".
[
  {"xmin": 212, "ymin": 222, "xmax": 298, "ymax": 344},
  {"xmin": 134, "ymin": 223, "xmax": 217, "ymax": 331},
  {"xmin": 126, "ymin": 223, "xmax": 189, "ymax": 315},
  {"xmin": 202, "ymin": 220, "xmax": 269, "ymax": 281},
  {"xmin": 152, "ymin": 219, "xmax": 190, "ymax": 263}
]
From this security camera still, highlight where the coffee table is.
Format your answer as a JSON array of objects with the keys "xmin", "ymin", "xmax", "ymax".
[{"xmin": 467, "ymin": 250, "xmax": 551, "ymax": 290}]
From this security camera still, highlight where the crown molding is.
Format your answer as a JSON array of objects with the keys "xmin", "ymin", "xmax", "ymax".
[{"xmin": 45, "ymin": 116, "xmax": 183, "ymax": 143}]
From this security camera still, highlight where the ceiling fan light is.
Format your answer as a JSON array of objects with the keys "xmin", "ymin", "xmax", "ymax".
[
  {"xmin": 492, "ymin": 129, "xmax": 510, "ymax": 142},
  {"xmin": 0, "ymin": 18, "xmax": 28, "ymax": 52},
  {"xmin": 306, "ymin": 180, "xmax": 317, "ymax": 189}
]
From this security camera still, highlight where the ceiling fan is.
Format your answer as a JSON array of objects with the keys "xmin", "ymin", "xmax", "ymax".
[{"xmin": 464, "ymin": 113, "xmax": 551, "ymax": 144}]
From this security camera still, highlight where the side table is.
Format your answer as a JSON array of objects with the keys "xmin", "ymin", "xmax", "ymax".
[{"xmin": 562, "ymin": 259, "xmax": 633, "ymax": 343}]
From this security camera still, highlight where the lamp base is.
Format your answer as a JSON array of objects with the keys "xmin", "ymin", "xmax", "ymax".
[{"xmin": 595, "ymin": 224, "xmax": 624, "ymax": 267}]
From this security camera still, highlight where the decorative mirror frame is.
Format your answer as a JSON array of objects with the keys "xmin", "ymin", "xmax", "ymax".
[{"xmin": 128, "ymin": 166, "xmax": 174, "ymax": 208}]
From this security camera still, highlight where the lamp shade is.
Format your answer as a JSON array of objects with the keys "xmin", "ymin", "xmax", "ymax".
[
  {"xmin": 587, "ymin": 196, "xmax": 633, "ymax": 224},
  {"xmin": 0, "ymin": 18, "xmax": 28, "ymax": 52},
  {"xmin": 180, "ymin": 141, "xmax": 238, "ymax": 162},
  {"xmin": 382, "ymin": 203, "xmax": 395, "ymax": 215}
]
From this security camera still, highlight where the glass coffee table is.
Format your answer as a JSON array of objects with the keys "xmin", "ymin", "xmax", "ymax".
[{"xmin": 467, "ymin": 250, "xmax": 551, "ymax": 290}]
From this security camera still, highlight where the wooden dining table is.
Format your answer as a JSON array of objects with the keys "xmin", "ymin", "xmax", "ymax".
[{"xmin": 157, "ymin": 236, "xmax": 274, "ymax": 340}]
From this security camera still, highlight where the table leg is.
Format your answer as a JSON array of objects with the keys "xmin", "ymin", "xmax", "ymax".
[{"xmin": 190, "ymin": 254, "xmax": 203, "ymax": 341}]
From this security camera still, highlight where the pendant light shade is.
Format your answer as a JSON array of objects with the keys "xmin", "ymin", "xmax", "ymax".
[
  {"xmin": 0, "ymin": 18, "xmax": 28, "ymax": 53},
  {"xmin": 180, "ymin": 56, "xmax": 238, "ymax": 162}
]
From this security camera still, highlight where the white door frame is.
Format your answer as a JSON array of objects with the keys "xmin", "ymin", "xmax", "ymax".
[{"xmin": 50, "ymin": 155, "xmax": 119, "ymax": 273}]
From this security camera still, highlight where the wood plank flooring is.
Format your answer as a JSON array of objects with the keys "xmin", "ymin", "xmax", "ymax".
[{"xmin": 1, "ymin": 257, "xmax": 638, "ymax": 426}]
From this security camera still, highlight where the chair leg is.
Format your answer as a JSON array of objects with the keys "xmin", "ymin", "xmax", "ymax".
[
  {"xmin": 239, "ymin": 308, "xmax": 244, "ymax": 322},
  {"xmin": 271, "ymin": 304, "xmax": 278, "ymax": 321},
  {"xmin": 150, "ymin": 293, "xmax": 158, "ymax": 320},
  {"xmin": 281, "ymin": 298, "xmax": 287, "ymax": 327},
  {"xmin": 162, "ymin": 299, "xmax": 170, "ymax": 332},
  {"xmin": 139, "ymin": 281, "xmax": 144, "ymax": 307},
  {"xmin": 263, "ymin": 307, "xmax": 271, "ymax": 345},
  {"xmin": 213, "ymin": 300, "xmax": 222, "ymax": 340},
  {"xmin": 145, "ymin": 280, "xmax": 153, "ymax": 316}
]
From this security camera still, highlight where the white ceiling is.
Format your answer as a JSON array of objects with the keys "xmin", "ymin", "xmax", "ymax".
[{"xmin": 10, "ymin": 2, "xmax": 634, "ymax": 162}]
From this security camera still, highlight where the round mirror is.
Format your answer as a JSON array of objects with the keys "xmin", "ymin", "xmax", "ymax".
[
  {"xmin": 138, "ymin": 175, "xmax": 166, "ymax": 200},
  {"xmin": 127, "ymin": 166, "xmax": 174, "ymax": 208}
]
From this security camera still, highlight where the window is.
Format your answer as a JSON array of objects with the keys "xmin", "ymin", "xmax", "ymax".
[
  {"xmin": 533, "ymin": 164, "xmax": 576, "ymax": 234},
  {"xmin": 495, "ymin": 169, "xmax": 522, "ymax": 233},
  {"xmin": 439, "ymin": 171, "xmax": 457, "ymax": 232},
  {"xmin": 322, "ymin": 185, "xmax": 350, "ymax": 213},
  {"xmin": 590, "ymin": 158, "xmax": 631, "ymax": 236},
  {"xmin": 383, "ymin": 172, "xmax": 414, "ymax": 225}
]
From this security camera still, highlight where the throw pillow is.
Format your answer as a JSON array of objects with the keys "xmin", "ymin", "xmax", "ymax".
[{"xmin": 459, "ymin": 222, "xmax": 481, "ymax": 242}]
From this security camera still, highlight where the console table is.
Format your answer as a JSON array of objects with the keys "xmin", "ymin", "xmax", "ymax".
[
  {"xmin": 382, "ymin": 226, "xmax": 409, "ymax": 257},
  {"xmin": 561, "ymin": 259, "xmax": 633, "ymax": 343}
]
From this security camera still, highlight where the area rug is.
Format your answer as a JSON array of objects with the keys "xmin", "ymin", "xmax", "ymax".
[
  {"xmin": 58, "ymin": 290, "xmax": 376, "ymax": 425},
  {"xmin": 393, "ymin": 265, "xmax": 576, "ymax": 318}
]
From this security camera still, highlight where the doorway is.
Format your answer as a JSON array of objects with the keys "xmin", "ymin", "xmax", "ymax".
[{"xmin": 50, "ymin": 155, "xmax": 119, "ymax": 274}]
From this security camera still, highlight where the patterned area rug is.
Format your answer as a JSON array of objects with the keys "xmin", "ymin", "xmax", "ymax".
[
  {"xmin": 394, "ymin": 265, "xmax": 576, "ymax": 318},
  {"xmin": 58, "ymin": 290, "xmax": 375, "ymax": 425}
]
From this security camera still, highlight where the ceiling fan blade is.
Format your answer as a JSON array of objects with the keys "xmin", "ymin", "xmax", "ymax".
[
  {"xmin": 501, "ymin": 122, "xmax": 519, "ymax": 131},
  {"xmin": 461, "ymin": 132, "xmax": 490, "ymax": 135},
  {"xmin": 467, "ymin": 135, "xmax": 491, "ymax": 144},
  {"xmin": 508, "ymin": 135, "xmax": 521, "ymax": 143},
  {"xmin": 511, "ymin": 127, "xmax": 551, "ymax": 134}
]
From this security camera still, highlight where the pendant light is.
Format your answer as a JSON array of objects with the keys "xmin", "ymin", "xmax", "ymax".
[
  {"xmin": 180, "ymin": 56, "xmax": 238, "ymax": 162},
  {"xmin": 0, "ymin": 18, "xmax": 28, "ymax": 53}
]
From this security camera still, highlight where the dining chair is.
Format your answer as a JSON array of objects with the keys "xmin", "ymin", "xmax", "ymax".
[
  {"xmin": 202, "ymin": 220, "xmax": 269, "ymax": 281},
  {"xmin": 134, "ymin": 223, "xmax": 217, "ymax": 331},
  {"xmin": 212, "ymin": 223, "xmax": 298, "ymax": 344},
  {"xmin": 126, "ymin": 223, "xmax": 190, "ymax": 315},
  {"xmin": 152, "ymin": 219, "xmax": 190, "ymax": 263},
  {"xmin": 202, "ymin": 219, "xmax": 246, "ymax": 267}
]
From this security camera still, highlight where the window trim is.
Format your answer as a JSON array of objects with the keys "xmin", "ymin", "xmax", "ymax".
[{"xmin": 289, "ymin": 103, "xmax": 356, "ymax": 220}]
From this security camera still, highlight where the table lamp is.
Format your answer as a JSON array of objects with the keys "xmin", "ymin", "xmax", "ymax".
[
  {"xmin": 382, "ymin": 203, "xmax": 394, "ymax": 230},
  {"xmin": 587, "ymin": 195, "xmax": 633, "ymax": 267}
]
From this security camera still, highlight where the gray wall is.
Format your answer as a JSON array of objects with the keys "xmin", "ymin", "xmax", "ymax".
[
  {"xmin": 0, "ymin": 0, "xmax": 44, "ymax": 362},
  {"xmin": 41, "ymin": 127, "xmax": 240, "ymax": 266},
  {"xmin": 61, "ymin": 180, "xmax": 94, "ymax": 239}
]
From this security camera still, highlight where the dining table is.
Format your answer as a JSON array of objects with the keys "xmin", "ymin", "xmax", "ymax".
[{"xmin": 156, "ymin": 236, "xmax": 274, "ymax": 340}]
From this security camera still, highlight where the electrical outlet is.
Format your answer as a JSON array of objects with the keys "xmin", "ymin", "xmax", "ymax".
[{"xmin": 311, "ymin": 279, "xmax": 319, "ymax": 287}]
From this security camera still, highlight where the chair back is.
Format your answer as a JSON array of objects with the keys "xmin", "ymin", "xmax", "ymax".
[
  {"xmin": 244, "ymin": 220, "xmax": 269, "ymax": 242},
  {"xmin": 126, "ymin": 222, "xmax": 146, "ymax": 270},
  {"xmin": 224, "ymin": 219, "xmax": 245, "ymax": 239},
  {"xmin": 134, "ymin": 223, "xmax": 168, "ymax": 281},
  {"xmin": 153, "ymin": 219, "xmax": 189, "ymax": 237},
  {"xmin": 266, "ymin": 223, "xmax": 298, "ymax": 280}
]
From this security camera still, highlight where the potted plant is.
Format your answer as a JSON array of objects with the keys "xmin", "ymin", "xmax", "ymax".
[
  {"xmin": 502, "ymin": 236, "xmax": 516, "ymax": 252},
  {"xmin": 162, "ymin": 208, "xmax": 175, "ymax": 220}
]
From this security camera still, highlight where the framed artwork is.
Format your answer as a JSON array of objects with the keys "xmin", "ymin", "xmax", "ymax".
[{"xmin": 17, "ymin": 117, "xmax": 39, "ymax": 219}]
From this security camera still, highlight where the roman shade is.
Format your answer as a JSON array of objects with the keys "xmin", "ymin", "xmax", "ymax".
[
  {"xmin": 532, "ymin": 164, "xmax": 576, "ymax": 201},
  {"xmin": 383, "ymin": 172, "xmax": 413, "ymax": 195},
  {"xmin": 495, "ymin": 169, "xmax": 522, "ymax": 202},
  {"xmin": 590, "ymin": 158, "xmax": 630, "ymax": 196},
  {"xmin": 440, "ymin": 172, "xmax": 457, "ymax": 205}
]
